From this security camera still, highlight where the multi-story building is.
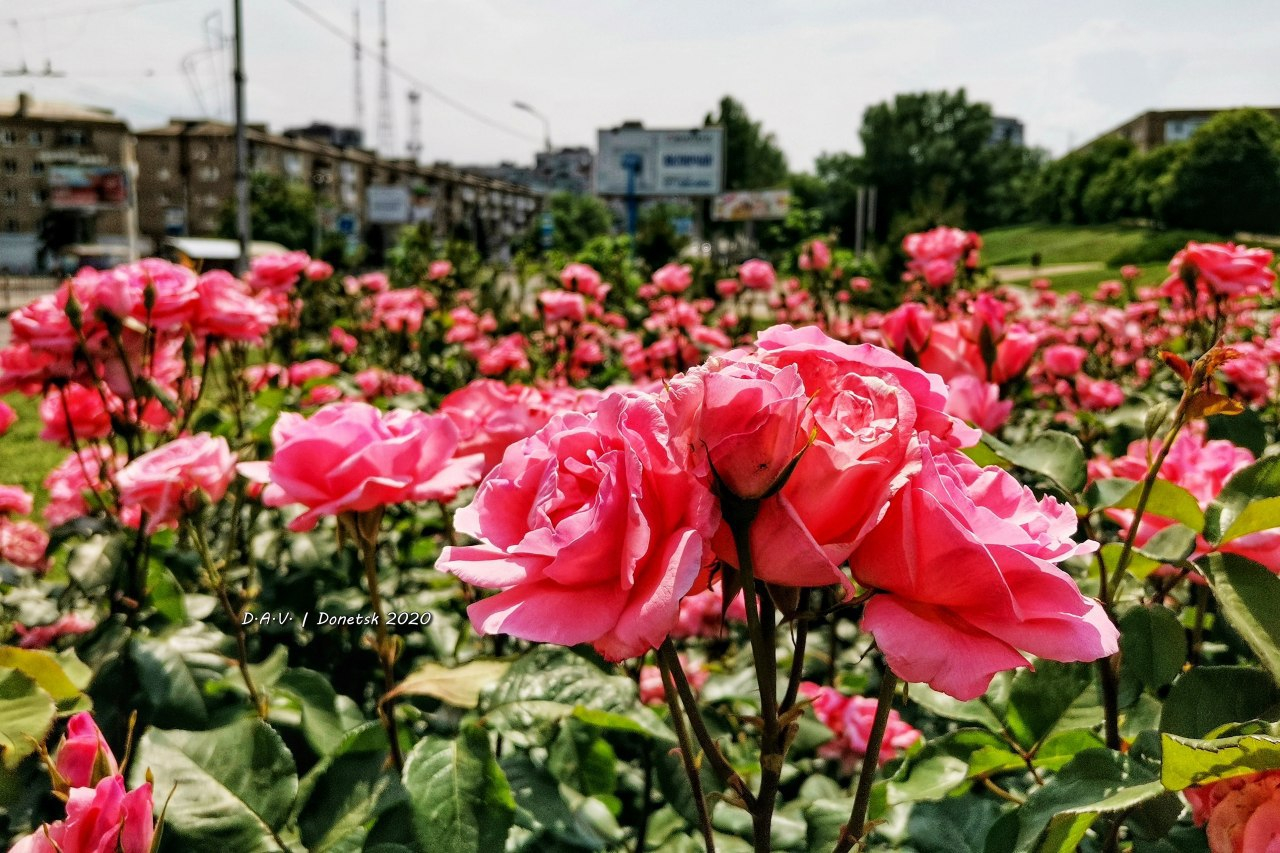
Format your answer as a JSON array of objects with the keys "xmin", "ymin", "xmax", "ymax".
[
  {"xmin": 0, "ymin": 93, "xmax": 135, "ymax": 273},
  {"xmin": 135, "ymin": 119, "xmax": 541, "ymax": 257},
  {"xmin": 535, "ymin": 146, "xmax": 594, "ymax": 195},
  {"xmin": 1082, "ymin": 107, "xmax": 1280, "ymax": 154},
  {"xmin": 989, "ymin": 116, "xmax": 1025, "ymax": 147}
]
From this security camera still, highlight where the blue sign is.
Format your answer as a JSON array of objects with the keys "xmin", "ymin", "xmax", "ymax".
[{"xmin": 337, "ymin": 213, "xmax": 358, "ymax": 236}]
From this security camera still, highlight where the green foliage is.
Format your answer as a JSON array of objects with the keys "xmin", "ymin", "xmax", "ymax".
[
  {"xmin": 635, "ymin": 202, "xmax": 692, "ymax": 270},
  {"xmin": 533, "ymin": 192, "xmax": 616, "ymax": 255},
  {"xmin": 705, "ymin": 96, "xmax": 789, "ymax": 191},
  {"xmin": 1156, "ymin": 109, "xmax": 1280, "ymax": 235},
  {"xmin": 1105, "ymin": 228, "xmax": 1226, "ymax": 267},
  {"xmin": 403, "ymin": 725, "xmax": 516, "ymax": 853},
  {"xmin": 1031, "ymin": 137, "xmax": 1136, "ymax": 225},
  {"xmin": 219, "ymin": 171, "xmax": 319, "ymax": 251}
]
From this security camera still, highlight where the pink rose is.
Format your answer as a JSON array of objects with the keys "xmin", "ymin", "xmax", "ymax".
[
  {"xmin": 663, "ymin": 357, "xmax": 808, "ymax": 499},
  {"xmin": 539, "ymin": 290, "xmax": 587, "ymax": 323},
  {"xmin": 560, "ymin": 263, "xmax": 605, "ymax": 298},
  {"xmin": 902, "ymin": 227, "xmax": 977, "ymax": 288},
  {"xmin": 369, "ymin": 289, "xmax": 428, "ymax": 334},
  {"xmin": 286, "ymin": 359, "xmax": 341, "ymax": 387},
  {"xmin": 439, "ymin": 392, "xmax": 716, "ymax": 661},
  {"xmin": 738, "ymin": 259, "xmax": 777, "ymax": 291},
  {"xmin": 239, "ymin": 402, "xmax": 483, "ymax": 532},
  {"xmin": 1164, "ymin": 242, "xmax": 1276, "ymax": 299},
  {"xmin": 428, "ymin": 259, "xmax": 454, "ymax": 281},
  {"xmin": 39, "ymin": 383, "xmax": 112, "ymax": 444},
  {"xmin": 638, "ymin": 653, "xmax": 709, "ymax": 706},
  {"xmin": 0, "ymin": 484, "xmax": 33, "ymax": 516},
  {"xmin": 248, "ymin": 250, "xmax": 310, "ymax": 294},
  {"xmin": 653, "ymin": 263, "xmax": 694, "ymax": 294},
  {"xmin": 115, "ymin": 434, "xmax": 236, "ymax": 534},
  {"xmin": 330, "ymin": 326, "xmax": 359, "ymax": 355},
  {"xmin": 715, "ymin": 278, "xmax": 741, "ymax": 297},
  {"xmin": 44, "ymin": 447, "xmax": 120, "ymax": 527},
  {"xmin": 438, "ymin": 380, "xmax": 557, "ymax": 474},
  {"xmin": 880, "ymin": 303, "xmax": 934, "ymax": 355},
  {"xmin": 800, "ymin": 240, "xmax": 832, "ymax": 272},
  {"xmin": 194, "ymin": 270, "xmax": 278, "ymax": 342},
  {"xmin": 14, "ymin": 613, "xmax": 96, "ymax": 650},
  {"xmin": 10, "ymin": 776, "xmax": 154, "ymax": 853},
  {"xmin": 944, "ymin": 375, "xmax": 1012, "ymax": 433},
  {"xmin": 850, "ymin": 444, "xmax": 1117, "ymax": 700},
  {"xmin": 709, "ymin": 325, "xmax": 976, "ymax": 589},
  {"xmin": 55, "ymin": 712, "xmax": 119, "ymax": 789},
  {"xmin": 671, "ymin": 582, "xmax": 748, "ymax": 638},
  {"xmin": 1043, "ymin": 344, "xmax": 1088, "ymax": 377},
  {"xmin": 798, "ymin": 682, "xmax": 920, "ymax": 767},
  {"xmin": 0, "ymin": 400, "xmax": 15, "ymax": 436},
  {"xmin": 0, "ymin": 519, "xmax": 49, "ymax": 571},
  {"xmin": 305, "ymin": 259, "xmax": 334, "ymax": 281},
  {"xmin": 1075, "ymin": 375, "xmax": 1126, "ymax": 411},
  {"xmin": 475, "ymin": 334, "xmax": 530, "ymax": 376}
]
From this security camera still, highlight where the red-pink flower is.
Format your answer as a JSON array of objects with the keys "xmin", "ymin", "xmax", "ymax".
[
  {"xmin": 638, "ymin": 653, "xmax": 709, "ymax": 706},
  {"xmin": 944, "ymin": 375, "xmax": 1012, "ymax": 433},
  {"xmin": 0, "ymin": 400, "xmax": 15, "ymax": 436},
  {"xmin": 287, "ymin": 359, "xmax": 341, "ymax": 387},
  {"xmin": 902, "ymin": 227, "xmax": 978, "ymax": 288},
  {"xmin": 10, "ymin": 776, "xmax": 154, "ymax": 853},
  {"xmin": 369, "ymin": 289, "xmax": 429, "ymax": 334},
  {"xmin": 0, "ymin": 484, "xmax": 33, "ymax": 516},
  {"xmin": 560, "ymin": 263, "xmax": 606, "ymax": 298},
  {"xmin": 305, "ymin": 259, "xmax": 334, "ymax": 281},
  {"xmin": 330, "ymin": 326, "xmax": 359, "ymax": 355},
  {"xmin": 799, "ymin": 239, "xmax": 832, "ymax": 272},
  {"xmin": 354, "ymin": 368, "xmax": 424, "ymax": 400},
  {"xmin": 0, "ymin": 519, "xmax": 48, "ymax": 571},
  {"xmin": 653, "ymin": 263, "xmax": 693, "ymax": 294},
  {"xmin": 738, "ymin": 259, "xmax": 777, "ymax": 291},
  {"xmin": 850, "ymin": 444, "xmax": 1117, "ymax": 700},
  {"xmin": 248, "ymin": 250, "xmax": 310, "ymax": 294},
  {"xmin": 798, "ymin": 682, "xmax": 921, "ymax": 767},
  {"xmin": 239, "ymin": 402, "xmax": 483, "ymax": 532},
  {"xmin": 428, "ymin": 259, "xmax": 454, "ymax": 281},
  {"xmin": 55, "ymin": 712, "xmax": 119, "ymax": 789},
  {"xmin": 439, "ymin": 380, "xmax": 558, "ymax": 474},
  {"xmin": 116, "ymin": 434, "xmax": 236, "ymax": 533},
  {"xmin": 1043, "ymin": 344, "xmax": 1088, "ymax": 377},
  {"xmin": 539, "ymin": 290, "xmax": 587, "ymax": 322},
  {"xmin": 1184, "ymin": 770, "xmax": 1280, "ymax": 853},
  {"xmin": 710, "ymin": 325, "xmax": 977, "ymax": 590},
  {"xmin": 880, "ymin": 303, "xmax": 934, "ymax": 355},
  {"xmin": 44, "ymin": 447, "xmax": 120, "ymax": 527},
  {"xmin": 194, "ymin": 270, "xmax": 278, "ymax": 342},
  {"xmin": 14, "ymin": 613, "xmax": 95, "ymax": 649},
  {"xmin": 1164, "ymin": 242, "xmax": 1276, "ymax": 299},
  {"xmin": 439, "ymin": 392, "xmax": 716, "ymax": 661},
  {"xmin": 1075, "ymin": 375, "xmax": 1126, "ymax": 411}
]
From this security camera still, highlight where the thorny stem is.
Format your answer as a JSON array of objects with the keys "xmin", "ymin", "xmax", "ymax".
[
  {"xmin": 657, "ymin": 650, "xmax": 716, "ymax": 853},
  {"xmin": 834, "ymin": 668, "xmax": 899, "ymax": 853},
  {"xmin": 348, "ymin": 511, "xmax": 405, "ymax": 771},
  {"xmin": 189, "ymin": 522, "xmax": 265, "ymax": 718}
]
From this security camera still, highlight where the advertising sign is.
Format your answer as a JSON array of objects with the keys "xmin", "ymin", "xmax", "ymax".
[
  {"xmin": 49, "ymin": 166, "xmax": 128, "ymax": 210},
  {"xmin": 596, "ymin": 126, "xmax": 724, "ymax": 197},
  {"xmin": 366, "ymin": 185, "xmax": 412, "ymax": 224},
  {"xmin": 712, "ymin": 189, "xmax": 793, "ymax": 222}
]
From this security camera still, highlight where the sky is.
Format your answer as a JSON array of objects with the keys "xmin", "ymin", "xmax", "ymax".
[{"xmin": 2, "ymin": 0, "xmax": 1279, "ymax": 171}]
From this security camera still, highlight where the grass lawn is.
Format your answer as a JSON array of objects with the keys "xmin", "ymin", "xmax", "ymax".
[
  {"xmin": 982, "ymin": 223, "xmax": 1153, "ymax": 267},
  {"xmin": 1029, "ymin": 265, "xmax": 1166, "ymax": 294},
  {"xmin": 1, "ymin": 393, "xmax": 69, "ymax": 512}
]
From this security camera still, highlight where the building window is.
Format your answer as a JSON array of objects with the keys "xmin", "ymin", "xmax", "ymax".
[
  {"xmin": 0, "ymin": 130, "xmax": 15, "ymax": 146},
  {"xmin": 197, "ymin": 165, "xmax": 220, "ymax": 182},
  {"xmin": 31, "ymin": 188, "xmax": 47, "ymax": 205},
  {"xmin": 1, "ymin": 189, "xmax": 16, "ymax": 204},
  {"xmin": 156, "ymin": 167, "xmax": 171, "ymax": 181},
  {"xmin": 202, "ymin": 193, "xmax": 220, "ymax": 208},
  {"xmin": 2, "ymin": 159, "xmax": 16, "ymax": 176},
  {"xmin": 27, "ymin": 130, "xmax": 44, "ymax": 146},
  {"xmin": 31, "ymin": 161, "xmax": 45, "ymax": 176},
  {"xmin": 283, "ymin": 153, "xmax": 303, "ymax": 179},
  {"xmin": 58, "ymin": 129, "xmax": 89, "ymax": 146},
  {"xmin": 157, "ymin": 142, "xmax": 170, "ymax": 154},
  {"xmin": 4, "ymin": 219, "xmax": 20, "ymax": 233}
]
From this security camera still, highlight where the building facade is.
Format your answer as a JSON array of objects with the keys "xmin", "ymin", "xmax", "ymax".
[
  {"xmin": 0, "ymin": 94, "xmax": 135, "ymax": 273},
  {"xmin": 1082, "ymin": 107, "xmax": 1280, "ymax": 154},
  {"xmin": 989, "ymin": 116, "xmax": 1025, "ymax": 147}
]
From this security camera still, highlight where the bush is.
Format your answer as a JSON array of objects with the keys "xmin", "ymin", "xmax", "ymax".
[{"xmin": 1106, "ymin": 228, "xmax": 1225, "ymax": 266}]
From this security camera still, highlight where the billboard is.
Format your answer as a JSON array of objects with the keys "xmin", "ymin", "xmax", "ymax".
[
  {"xmin": 49, "ymin": 166, "xmax": 128, "ymax": 210},
  {"xmin": 366, "ymin": 185, "xmax": 412, "ymax": 224},
  {"xmin": 712, "ymin": 189, "xmax": 792, "ymax": 222},
  {"xmin": 596, "ymin": 127, "xmax": 724, "ymax": 197}
]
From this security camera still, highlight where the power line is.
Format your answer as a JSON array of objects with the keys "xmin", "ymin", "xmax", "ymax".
[{"xmin": 277, "ymin": 0, "xmax": 538, "ymax": 145}]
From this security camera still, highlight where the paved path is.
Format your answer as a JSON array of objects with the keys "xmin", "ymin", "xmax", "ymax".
[{"xmin": 991, "ymin": 261, "xmax": 1104, "ymax": 283}]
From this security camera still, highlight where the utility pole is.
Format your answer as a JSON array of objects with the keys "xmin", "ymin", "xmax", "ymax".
[
  {"xmin": 232, "ymin": 0, "xmax": 250, "ymax": 273},
  {"xmin": 407, "ymin": 89, "xmax": 422, "ymax": 161},
  {"xmin": 375, "ymin": 0, "xmax": 393, "ymax": 155},
  {"xmin": 353, "ymin": 4, "xmax": 364, "ymax": 142}
]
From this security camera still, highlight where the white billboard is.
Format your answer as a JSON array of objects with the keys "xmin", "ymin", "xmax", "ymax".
[
  {"xmin": 596, "ymin": 126, "xmax": 724, "ymax": 197},
  {"xmin": 366, "ymin": 185, "xmax": 412, "ymax": 224}
]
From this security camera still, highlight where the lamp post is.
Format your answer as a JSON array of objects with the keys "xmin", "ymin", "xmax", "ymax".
[{"xmin": 512, "ymin": 101, "xmax": 551, "ymax": 153}]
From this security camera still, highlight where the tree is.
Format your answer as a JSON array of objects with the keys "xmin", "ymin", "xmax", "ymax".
[
  {"xmin": 1156, "ymin": 109, "xmax": 1280, "ymax": 235},
  {"xmin": 533, "ymin": 192, "xmax": 614, "ymax": 254},
  {"xmin": 635, "ymin": 202, "xmax": 692, "ymax": 269},
  {"xmin": 705, "ymin": 96, "xmax": 788, "ymax": 191},
  {"xmin": 1030, "ymin": 137, "xmax": 1134, "ymax": 224},
  {"xmin": 858, "ymin": 89, "xmax": 997, "ymax": 240},
  {"xmin": 218, "ymin": 172, "xmax": 317, "ymax": 250}
]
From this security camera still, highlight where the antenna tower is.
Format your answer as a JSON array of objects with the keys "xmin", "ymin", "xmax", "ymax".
[
  {"xmin": 407, "ymin": 90, "xmax": 422, "ymax": 161},
  {"xmin": 353, "ymin": 4, "xmax": 365, "ymax": 142},
  {"xmin": 375, "ymin": 0, "xmax": 394, "ymax": 155}
]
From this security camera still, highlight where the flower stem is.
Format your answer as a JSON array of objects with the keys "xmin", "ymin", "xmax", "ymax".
[
  {"xmin": 189, "ymin": 522, "xmax": 265, "ymax": 718},
  {"xmin": 657, "ymin": 650, "xmax": 716, "ymax": 853},
  {"xmin": 834, "ymin": 668, "xmax": 898, "ymax": 853},
  {"xmin": 351, "ymin": 512, "xmax": 404, "ymax": 771}
]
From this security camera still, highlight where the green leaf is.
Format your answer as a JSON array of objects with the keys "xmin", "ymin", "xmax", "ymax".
[
  {"xmin": 547, "ymin": 717, "xmax": 617, "ymax": 797},
  {"xmin": 1134, "ymin": 524, "xmax": 1198, "ymax": 567},
  {"xmin": 274, "ymin": 668, "xmax": 358, "ymax": 758},
  {"xmin": 1118, "ymin": 480, "xmax": 1206, "ymax": 533},
  {"xmin": 1013, "ymin": 749, "xmax": 1165, "ymax": 853},
  {"xmin": 1005, "ymin": 661, "xmax": 1093, "ymax": 750},
  {"xmin": 1097, "ymin": 542, "xmax": 1159, "ymax": 581},
  {"xmin": 887, "ymin": 729, "xmax": 1006, "ymax": 805},
  {"xmin": 906, "ymin": 796, "xmax": 1006, "ymax": 853},
  {"xmin": 0, "ymin": 670, "xmax": 56, "ymax": 770},
  {"xmin": 1033, "ymin": 730, "xmax": 1107, "ymax": 772},
  {"xmin": 146, "ymin": 563, "xmax": 188, "ymax": 624},
  {"xmin": 569, "ymin": 707, "xmax": 675, "ymax": 744},
  {"xmin": 1119, "ymin": 607, "xmax": 1188, "ymax": 691},
  {"xmin": 403, "ymin": 725, "xmax": 515, "ymax": 853},
  {"xmin": 295, "ymin": 722, "xmax": 408, "ymax": 853},
  {"xmin": 1200, "ymin": 553, "xmax": 1280, "ymax": 681},
  {"xmin": 1160, "ymin": 666, "xmax": 1280, "ymax": 738},
  {"xmin": 1205, "ymin": 455, "xmax": 1280, "ymax": 544},
  {"xmin": 0, "ymin": 647, "xmax": 88, "ymax": 709},
  {"xmin": 130, "ymin": 633, "xmax": 211, "ymax": 728},
  {"xmin": 906, "ymin": 683, "xmax": 1003, "ymax": 732},
  {"xmin": 805, "ymin": 797, "xmax": 855, "ymax": 853},
  {"xmin": 129, "ymin": 717, "xmax": 299, "ymax": 851},
  {"xmin": 1221, "ymin": 496, "xmax": 1280, "ymax": 544},
  {"xmin": 1162, "ymin": 732, "xmax": 1280, "ymax": 791},
  {"xmin": 984, "ymin": 432, "xmax": 1087, "ymax": 494},
  {"xmin": 388, "ymin": 659, "xmax": 510, "ymax": 709}
]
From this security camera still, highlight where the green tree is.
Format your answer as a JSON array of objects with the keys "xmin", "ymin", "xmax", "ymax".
[
  {"xmin": 859, "ymin": 89, "xmax": 997, "ymax": 239},
  {"xmin": 1156, "ymin": 109, "xmax": 1280, "ymax": 235},
  {"xmin": 635, "ymin": 201, "xmax": 691, "ymax": 269},
  {"xmin": 532, "ymin": 191, "xmax": 614, "ymax": 254},
  {"xmin": 1030, "ymin": 137, "xmax": 1134, "ymax": 224},
  {"xmin": 705, "ymin": 96, "xmax": 788, "ymax": 190},
  {"xmin": 218, "ymin": 172, "xmax": 318, "ymax": 250}
]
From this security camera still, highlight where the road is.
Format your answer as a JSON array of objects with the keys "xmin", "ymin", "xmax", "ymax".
[{"xmin": 991, "ymin": 262, "xmax": 1104, "ymax": 283}]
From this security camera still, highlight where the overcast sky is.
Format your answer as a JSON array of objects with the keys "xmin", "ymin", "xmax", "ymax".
[{"xmin": 3, "ymin": 0, "xmax": 1278, "ymax": 170}]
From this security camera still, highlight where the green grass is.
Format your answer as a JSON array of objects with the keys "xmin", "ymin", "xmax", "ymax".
[
  {"xmin": 982, "ymin": 223, "xmax": 1152, "ymax": 267},
  {"xmin": 1, "ymin": 393, "xmax": 69, "ymax": 512},
  {"xmin": 1027, "ymin": 266, "xmax": 1166, "ymax": 295}
]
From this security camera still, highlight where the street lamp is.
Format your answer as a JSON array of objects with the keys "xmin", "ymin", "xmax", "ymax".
[{"xmin": 513, "ymin": 101, "xmax": 551, "ymax": 153}]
